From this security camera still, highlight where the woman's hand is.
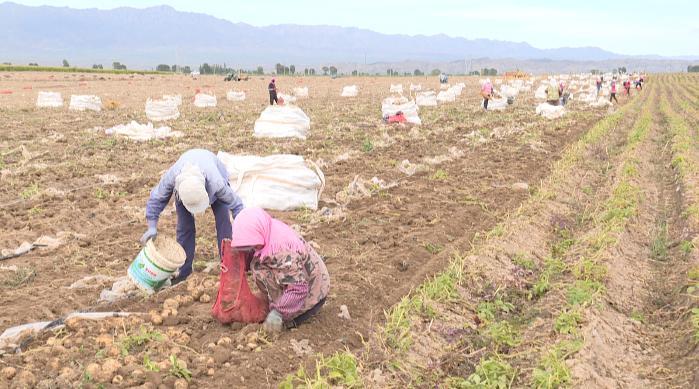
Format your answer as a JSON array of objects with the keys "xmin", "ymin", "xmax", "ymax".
[{"xmin": 263, "ymin": 310, "xmax": 283, "ymax": 333}]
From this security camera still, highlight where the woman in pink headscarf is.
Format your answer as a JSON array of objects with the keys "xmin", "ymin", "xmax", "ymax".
[{"xmin": 231, "ymin": 207, "xmax": 330, "ymax": 332}]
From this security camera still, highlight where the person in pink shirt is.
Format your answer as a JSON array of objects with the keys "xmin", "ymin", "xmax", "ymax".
[
  {"xmin": 609, "ymin": 77, "xmax": 619, "ymax": 103},
  {"xmin": 481, "ymin": 78, "xmax": 494, "ymax": 110},
  {"xmin": 231, "ymin": 207, "xmax": 330, "ymax": 332}
]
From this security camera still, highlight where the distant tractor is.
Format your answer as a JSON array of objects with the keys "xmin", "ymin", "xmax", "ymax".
[
  {"xmin": 505, "ymin": 70, "xmax": 529, "ymax": 80},
  {"xmin": 224, "ymin": 71, "xmax": 249, "ymax": 82}
]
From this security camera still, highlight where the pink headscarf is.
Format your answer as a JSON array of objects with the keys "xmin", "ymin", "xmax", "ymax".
[{"xmin": 231, "ymin": 207, "xmax": 306, "ymax": 258}]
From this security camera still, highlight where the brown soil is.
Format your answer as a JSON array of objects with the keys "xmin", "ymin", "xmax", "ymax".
[{"xmin": 1, "ymin": 72, "xmax": 612, "ymax": 388}]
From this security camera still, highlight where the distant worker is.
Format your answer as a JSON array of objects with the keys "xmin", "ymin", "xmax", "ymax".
[
  {"xmin": 638, "ymin": 75, "xmax": 644, "ymax": 90},
  {"xmin": 481, "ymin": 78, "xmax": 493, "ymax": 110},
  {"xmin": 268, "ymin": 78, "xmax": 278, "ymax": 105},
  {"xmin": 142, "ymin": 149, "xmax": 244, "ymax": 284},
  {"xmin": 623, "ymin": 79, "xmax": 631, "ymax": 96},
  {"xmin": 595, "ymin": 76, "xmax": 603, "ymax": 95},
  {"xmin": 546, "ymin": 80, "xmax": 560, "ymax": 106},
  {"xmin": 231, "ymin": 207, "xmax": 330, "ymax": 333},
  {"xmin": 559, "ymin": 81, "xmax": 570, "ymax": 106},
  {"xmin": 609, "ymin": 77, "xmax": 619, "ymax": 103},
  {"xmin": 439, "ymin": 72, "xmax": 449, "ymax": 84}
]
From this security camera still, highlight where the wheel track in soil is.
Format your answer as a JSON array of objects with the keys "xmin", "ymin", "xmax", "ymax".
[{"xmin": 565, "ymin": 76, "xmax": 697, "ymax": 388}]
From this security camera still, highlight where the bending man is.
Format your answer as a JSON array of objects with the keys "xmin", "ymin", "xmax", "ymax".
[{"xmin": 142, "ymin": 149, "xmax": 244, "ymax": 284}]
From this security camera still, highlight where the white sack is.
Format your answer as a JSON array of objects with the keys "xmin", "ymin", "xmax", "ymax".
[
  {"xmin": 381, "ymin": 98, "xmax": 421, "ymax": 125},
  {"xmin": 226, "ymin": 90, "xmax": 246, "ymax": 101},
  {"xmin": 69, "ymin": 95, "xmax": 102, "ymax": 111},
  {"xmin": 293, "ymin": 87, "xmax": 309, "ymax": 98},
  {"xmin": 36, "ymin": 91, "xmax": 63, "ymax": 108},
  {"xmin": 590, "ymin": 96, "xmax": 613, "ymax": 108},
  {"xmin": 416, "ymin": 91, "xmax": 437, "ymax": 107},
  {"xmin": 535, "ymin": 85, "xmax": 548, "ymax": 100},
  {"xmin": 409, "ymin": 84, "xmax": 422, "ymax": 92},
  {"xmin": 536, "ymin": 103, "xmax": 566, "ymax": 119},
  {"xmin": 390, "ymin": 84, "xmax": 403, "ymax": 93},
  {"xmin": 217, "ymin": 151, "xmax": 325, "ymax": 211},
  {"xmin": 253, "ymin": 105, "xmax": 310, "ymax": 140},
  {"xmin": 482, "ymin": 97, "xmax": 508, "ymax": 111},
  {"xmin": 145, "ymin": 97, "xmax": 180, "ymax": 121},
  {"xmin": 499, "ymin": 85, "xmax": 519, "ymax": 98},
  {"xmin": 437, "ymin": 90, "xmax": 456, "ymax": 103},
  {"xmin": 193, "ymin": 93, "xmax": 217, "ymax": 108},
  {"xmin": 341, "ymin": 85, "xmax": 358, "ymax": 97}
]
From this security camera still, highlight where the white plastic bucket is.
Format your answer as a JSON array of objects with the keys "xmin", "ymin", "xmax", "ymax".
[{"xmin": 127, "ymin": 236, "xmax": 185, "ymax": 293}]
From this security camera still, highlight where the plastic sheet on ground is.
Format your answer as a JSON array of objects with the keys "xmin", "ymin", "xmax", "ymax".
[
  {"xmin": 217, "ymin": 151, "xmax": 325, "ymax": 211},
  {"xmin": 341, "ymin": 85, "xmax": 358, "ymax": 97},
  {"xmin": 253, "ymin": 105, "xmax": 310, "ymax": 140},
  {"xmin": 416, "ymin": 91, "xmax": 437, "ymax": 107},
  {"xmin": 536, "ymin": 103, "xmax": 566, "ymax": 119},
  {"xmin": 226, "ymin": 90, "xmax": 246, "ymax": 101},
  {"xmin": 36, "ymin": 91, "xmax": 63, "ymax": 107},
  {"xmin": 398, "ymin": 160, "xmax": 427, "ymax": 176},
  {"xmin": 69, "ymin": 95, "xmax": 102, "ymax": 111},
  {"xmin": 293, "ymin": 87, "xmax": 309, "ymax": 98},
  {"xmin": 145, "ymin": 96, "xmax": 180, "ymax": 121},
  {"xmin": 105, "ymin": 121, "xmax": 183, "ymax": 141},
  {"xmin": 99, "ymin": 276, "xmax": 140, "ymax": 302},
  {"xmin": 335, "ymin": 175, "xmax": 398, "ymax": 205},
  {"xmin": 381, "ymin": 97, "xmax": 421, "ymax": 125},
  {"xmin": 193, "ymin": 93, "xmax": 217, "ymax": 108},
  {"xmin": 390, "ymin": 84, "xmax": 403, "ymax": 93}
]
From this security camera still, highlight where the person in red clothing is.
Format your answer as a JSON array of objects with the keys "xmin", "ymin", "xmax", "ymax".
[
  {"xmin": 231, "ymin": 207, "xmax": 330, "ymax": 332},
  {"xmin": 623, "ymin": 79, "xmax": 631, "ymax": 96},
  {"xmin": 609, "ymin": 77, "xmax": 619, "ymax": 103},
  {"xmin": 481, "ymin": 78, "xmax": 494, "ymax": 110}
]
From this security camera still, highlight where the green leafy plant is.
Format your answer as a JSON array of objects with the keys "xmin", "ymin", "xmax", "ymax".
[
  {"xmin": 448, "ymin": 357, "xmax": 516, "ymax": 389},
  {"xmin": 512, "ymin": 253, "xmax": 536, "ymax": 270},
  {"xmin": 554, "ymin": 309, "xmax": 582, "ymax": 335},
  {"xmin": 432, "ymin": 169, "xmax": 448, "ymax": 181},
  {"xmin": 691, "ymin": 308, "xmax": 699, "ymax": 343},
  {"xmin": 650, "ymin": 222, "xmax": 668, "ymax": 261},
  {"xmin": 119, "ymin": 326, "xmax": 163, "ymax": 356},
  {"xmin": 567, "ymin": 280, "xmax": 603, "ymax": 306},
  {"xmin": 477, "ymin": 298, "xmax": 515, "ymax": 323},
  {"xmin": 361, "ymin": 138, "xmax": 374, "ymax": 153},
  {"xmin": 169, "ymin": 355, "xmax": 192, "ymax": 381},
  {"xmin": 20, "ymin": 183, "xmax": 39, "ymax": 199},
  {"xmin": 485, "ymin": 321, "xmax": 520, "ymax": 348},
  {"xmin": 424, "ymin": 242, "xmax": 444, "ymax": 255},
  {"xmin": 143, "ymin": 354, "xmax": 160, "ymax": 372},
  {"xmin": 680, "ymin": 240, "xmax": 694, "ymax": 255}
]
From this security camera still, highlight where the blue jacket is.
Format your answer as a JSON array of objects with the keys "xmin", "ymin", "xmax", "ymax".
[{"xmin": 145, "ymin": 149, "xmax": 244, "ymax": 223}]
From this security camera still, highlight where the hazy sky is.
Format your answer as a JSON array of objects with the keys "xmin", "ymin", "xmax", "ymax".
[{"xmin": 9, "ymin": 0, "xmax": 699, "ymax": 56}]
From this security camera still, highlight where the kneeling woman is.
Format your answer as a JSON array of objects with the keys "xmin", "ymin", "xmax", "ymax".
[{"xmin": 231, "ymin": 207, "xmax": 330, "ymax": 332}]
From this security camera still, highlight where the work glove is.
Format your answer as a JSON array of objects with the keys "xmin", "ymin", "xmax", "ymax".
[
  {"xmin": 263, "ymin": 310, "xmax": 283, "ymax": 333},
  {"xmin": 140, "ymin": 220, "xmax": 158, "ymax": 245}
]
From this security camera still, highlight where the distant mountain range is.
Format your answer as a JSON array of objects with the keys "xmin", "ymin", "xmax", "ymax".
[{"xmin": 0, "ymin": 2, "xmax": 696, "ymax": 73}]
